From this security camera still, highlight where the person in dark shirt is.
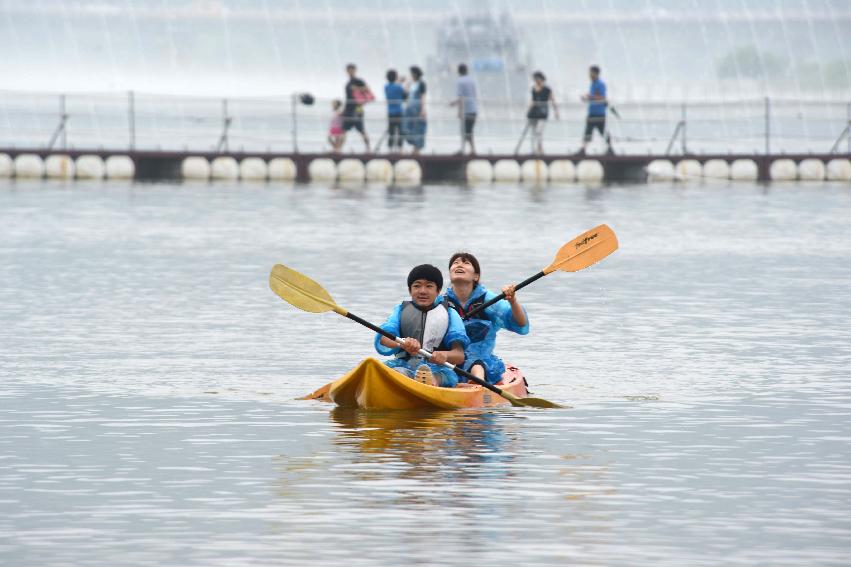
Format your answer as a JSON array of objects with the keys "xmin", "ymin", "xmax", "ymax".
[
  {"xmin": 524, "ymin": 71, "xmax": 559, "ymax": 154},
  {"xmin": 578, "ymin": 65, "xmax": 613, "ymax": 155},
  {"xmin": 384, "ymin": 69, "xmax": 406, "ymax": 152},
  {"xmin": 343, "ymin": 63, "xmax": 372, "ymax": 152}
]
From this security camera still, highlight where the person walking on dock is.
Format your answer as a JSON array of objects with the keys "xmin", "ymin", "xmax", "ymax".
[
  {"xmin": 451, "ymin": 63, "xmax": 478, "ymax": 155},
  {"xmin": 384, "ymin": 69, "xmax": 406, "ymax": 152},
  {"xmin": 520, "ymin": 71, "xmax": 559, "ymax": 154},
  {"xmin": 343, "ymin": 63, "xmax": 372, "ymax": 152},
  {"xmin": 577, "ymin": 65, "xmax": 613, "ymax": 155}
]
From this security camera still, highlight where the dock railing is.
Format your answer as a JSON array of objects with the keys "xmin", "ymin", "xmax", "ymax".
[{"xmin": 1, "ymin": 90, "xmax": 849, "ymax": 156}]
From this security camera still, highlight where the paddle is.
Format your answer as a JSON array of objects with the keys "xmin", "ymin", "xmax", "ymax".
[
  {"xmin": 462, "ymin": 224, "xmax": 618, "ymax": 320},
  {"xmin": 269, "ymin": 264, "xmax": 563, "ymax": 409}
]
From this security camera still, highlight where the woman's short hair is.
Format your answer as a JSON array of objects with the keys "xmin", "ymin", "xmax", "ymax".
[
  {"xmin": 448, "ymin": 251, "xmax": 481, "ymax": 281},
  {"xmin": 533, "ymin": 71, "xmax": 546, "ymax": 82},
  {"xmin": 409, "ymin": 66, "xmax": 423, "ymax": 80}
]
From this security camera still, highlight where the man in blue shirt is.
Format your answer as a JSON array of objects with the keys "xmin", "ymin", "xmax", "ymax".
[
  {"xmin": 578, "ymin": 65, "xmax": 613, "ymax": 155},
  {"xmin": 384, "ymin": 69, "xmax": 406, "ymax": 151}
]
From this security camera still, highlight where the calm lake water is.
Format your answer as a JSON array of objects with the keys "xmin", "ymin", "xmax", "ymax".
[{"xmin": 2, "ymin": 177, "xmax": 850, "ymax": 566}]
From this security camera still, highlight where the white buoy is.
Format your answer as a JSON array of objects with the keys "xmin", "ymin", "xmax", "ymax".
[
  {"xmin": 0, "ymin": 153, "xmax": 12, "ymax": 178},
  {"xmin": 75, "ymin": 155, "xmax": 106, "ymax": 179},
  {"xmin": 337, "ymin": 158, "xmax": 366, "ymax": 182},
  {"xmin": 576, "ymin": 159, "xmax": 604, "ymax": 183},
  {"xmin": 105, "ymin": 155, "xmax": 135, "ymax": 179},
  {"xmin": 548, "ymin": 160, "xmax": 576, "ymax": 182},
  {"xmin": 826, "ymin": 159, "xmax": 851, "ymax": 182},
  {"xmin": 769, "ymin": 159, "xmax": 797, "ymax": 181},
  {"xmin": 730, "ymin": 159, "xmax": 758, "ymax": 181},
  {"xmin": 181, "ymin": 157, "xmax": 211, "ymax": 180},
  {"xmin": 702, "ymin": 159, "xmax": 730, "ymax": 180},
  {"xmin": 239, "ymin": 157, "xmax": 268, "ymax": 181},
  {"xmin": 45, "ymin": 154, "xmax": 76, "ymax": 179},
  {"xmin": 493, "ymin": 159, "xmax": 521, "ymax": 182},
  {"xmin": 646, "ymin": 159, "xmax": 675, "ymax": 181},
  {"xmin": 393, "ymin": 159, "xmax": 422, "ymax": 184},
  {"xmin": 14, "ymin": 154, "xmax": 45, "ymax": 178},
  {"xmin": 797, "ymin": 158, "xmax": 825, "ymax": 181},
  {"xmin": 308, "ymin": 158, "xmax": 337, "ymax": 181},
  {"xmin": 465, "ymin": 159, "xmax": 493, "ymax": 183},
  {"xmin": 211, "ymin": 156, "xmax": 239, "ymax": 180},
  {"xmin": 268, "ymin": 158, "xmax": 297, "ymax": 181},
  {"xmin": 521, "ymin": 160, "xmax": 548, "ymax": 183},
  {"xmin": 675, "ymin": 159, "xmax": 702, "ymax": 180},
  {"xmin": 366, "ymin": 159, "xmax": 393, "ymax": 182}
]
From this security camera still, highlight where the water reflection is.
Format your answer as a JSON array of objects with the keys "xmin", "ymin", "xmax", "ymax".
[{"xmin": 329, "ymin": 408, "xmax": 520, "ymax": 482}]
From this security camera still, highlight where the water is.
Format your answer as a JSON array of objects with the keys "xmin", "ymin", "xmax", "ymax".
[{"xmin": 1, "ymin": 178, "xmax": 850, "ymax": 565}]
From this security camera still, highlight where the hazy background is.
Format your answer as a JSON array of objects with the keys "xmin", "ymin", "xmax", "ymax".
[{"xmin": 2, "ymin": 0, "xmax": 850, "ymax": 101}]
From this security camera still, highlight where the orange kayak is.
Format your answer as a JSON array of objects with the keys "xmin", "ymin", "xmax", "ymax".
[{"xmin": 301, "ymin": 357, "xmax": 528, "ymax": 410}]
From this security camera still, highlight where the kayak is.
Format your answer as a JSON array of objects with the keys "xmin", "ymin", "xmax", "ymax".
[{"xmin": 301, "ymin": 357, "xmax": 528, "ymax": 410}]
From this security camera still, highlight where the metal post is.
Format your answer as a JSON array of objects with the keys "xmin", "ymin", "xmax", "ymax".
[
  {"xmin": 216, "ymin": 98, "xmax": 231, "ymax": 153},
  {"xmin": 223, "ymin": 98, "xmax": 228, "ymax": 152},
  {"xmin": 764, "ymin": 96, "xmax": 770, "ymax": 156},
  {"xmin": 128, "ymin": 90, "xmax": 136, "ymax": 150},
  {"xmin": 60, "ymin": 94, "xmax": 67, "ymax": 149},
  {"xmin": 47, "ymin": 95, "xmax": 69, "ymax": 150},
  {"xmin": 459, "ymin": 96, "xmax": 465, "ymax": 152},
  {"xmin": 291, "ymin": 93, "xmax": 298, "ymax": 153},
  {"xmin": 681, "ymin": 102, "xmax": 687, "ymax": 154}
]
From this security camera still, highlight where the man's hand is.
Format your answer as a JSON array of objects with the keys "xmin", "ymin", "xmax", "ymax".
[
  {"xmin": 429, "ymin": 350, "xmax": 448, "ymax": 365},
  {"xmin": 400, "ymin": 337, "xmax": 421, "ymax": 355}
]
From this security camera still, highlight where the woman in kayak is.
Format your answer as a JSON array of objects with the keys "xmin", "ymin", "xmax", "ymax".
[
  {"xmin": 374, "ymin": 264, "xmax": 469, "ymax": 387},
  {"xmin": 443, "ymin": 252, "xmax": 529, "ymax": 385}
]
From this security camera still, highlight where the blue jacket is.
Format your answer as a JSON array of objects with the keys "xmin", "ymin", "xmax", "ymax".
[
  {"xmin": 374, "ymin": 298, "xmax": 469, "ymax": 357},
  {"xmin": 443, "ymin": 284, "xmax": 529, "ymax": 372}
]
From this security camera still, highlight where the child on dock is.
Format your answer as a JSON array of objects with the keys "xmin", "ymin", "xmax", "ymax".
[
  {"xmin": 328, "ymin": 99, "xmax": 345, "ymax": 152},
  {"xmin": 443, "ymin": 252, "xmax": 529, "ymax": 385},
  {"xmin": 374, "ymin": 264, "xmax": 469, "ymax": 387}
]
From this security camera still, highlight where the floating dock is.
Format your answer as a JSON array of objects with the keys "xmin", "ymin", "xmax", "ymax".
[{"xmin": 1, "ymin": 147, "xmax": 850, "ymax": 183}]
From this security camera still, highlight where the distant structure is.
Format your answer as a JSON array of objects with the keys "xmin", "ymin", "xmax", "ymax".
[{"xmin": 426, "ymin": 11, "xmax": 532, "ymax": 105}]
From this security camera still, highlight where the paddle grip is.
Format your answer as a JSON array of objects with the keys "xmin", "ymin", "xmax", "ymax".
[
  {"xmin": 462, "ymin": 270, "xmax": 545, "ymax": 320},
  {"xmin": 344, "ymin": 311, "xmax": 510, "ymax": 399}
]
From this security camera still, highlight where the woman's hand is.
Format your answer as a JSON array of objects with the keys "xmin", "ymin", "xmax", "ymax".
[{"xmin": 502, "ymin": 283, "xmax": 518, "ymax": 304}]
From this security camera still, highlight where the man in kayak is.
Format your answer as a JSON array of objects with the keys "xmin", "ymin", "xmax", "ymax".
[
  {"xmin": 374, "ymin": 264, "xmax": 469, "ymax": 387},
  {"xmin": 443, "ymin": 252, "xmax": 529, "ymax": 385}
]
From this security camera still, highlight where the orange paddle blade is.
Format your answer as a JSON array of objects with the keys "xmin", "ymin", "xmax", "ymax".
[{"xmin": 544, "ymin": 224, "xmax": 618, "ymax": 274}]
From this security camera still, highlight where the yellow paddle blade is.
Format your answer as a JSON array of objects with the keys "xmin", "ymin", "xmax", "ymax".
[
  {"xmin": 269, "ymin": 264, "xmax": 346, "ymax": 315},
  {"xmin": 544, "ymin": 224, "xmax": 619, "ymax": 274}
]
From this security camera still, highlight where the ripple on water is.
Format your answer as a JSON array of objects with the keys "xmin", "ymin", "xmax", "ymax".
[{"xmin": 1, "ymin": 181, "xmax": 851, "ymax": 565}]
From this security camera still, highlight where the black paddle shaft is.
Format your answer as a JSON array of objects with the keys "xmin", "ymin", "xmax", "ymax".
[
  {"xmin": 462, "ymin": 270, "xmax": 546, "ymax": 320},
  {"xmin": 343, "ymin": 311, "xmax": 513, "ymax": 398}
]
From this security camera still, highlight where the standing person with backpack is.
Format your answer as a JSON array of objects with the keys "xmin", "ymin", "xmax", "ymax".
[
  {"xmin": 402, "ymin": 66, "xmax": 428, "ymax": 154},
  {"xmin": 343, "ymin": 63, "xmax": 373, "ymax": 152}
]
